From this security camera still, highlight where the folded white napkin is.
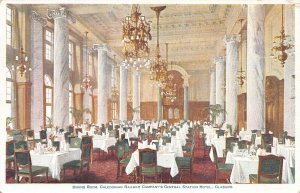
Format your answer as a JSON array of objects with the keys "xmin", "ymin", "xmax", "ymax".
[{"xmin": 269, "ymin": 131, "xmax": 273, "ymax": 134}]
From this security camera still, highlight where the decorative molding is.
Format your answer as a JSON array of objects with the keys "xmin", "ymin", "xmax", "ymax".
[
  {"xmin": 214, "ymin": 56, "xmax": 225, "ymax": 64},
  {"xmin": 47, "ymin": 7, "xmax": 76, "ymax": 23},
  {"xmin": 31, "ymin": 11, "xmax": 47, "ymax": 26},
  {"xmin": 93, "ymin": 44, "xmax": 111, "ymax": 52},
  {"xmin": 224, "ymin": 34, "xmax": 241, "ymax": 44}
]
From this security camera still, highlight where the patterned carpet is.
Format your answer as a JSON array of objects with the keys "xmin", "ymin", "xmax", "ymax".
[{"xmin": 6, "ymin": 131, "xmax": 230, "ymax": 184}]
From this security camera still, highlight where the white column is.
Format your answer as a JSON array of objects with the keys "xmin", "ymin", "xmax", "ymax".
[
  {"xmin": 209, "ymin": 67, "xmax": 216, "ymax": 105},
  {"xmin": 94, "ymin": 44, "xmax": 110, "ymax": 125},
  {"xmin": 119, "ymin": 66, "xmax": 128, "ymax": 121},
  {"xmin": 157, "ymin": 87, "xmax": 162, "ymax": 121},
  {"xmin": 132, "ymin": 70, "xmax": 140, "ymax": 121},
  {"xmin": 284, "ymin": 5, "xmax": 295, "ymax": 137},
  {"xmin": 247, "ymin": 5, "xmax": 265, "ymax": 131},
  {"xmin": 215, "ymin": 56, "xmax": 225, "ymax": 125},
  {"xmin": 82, "ymin": 45, "xmax": 92, "ymax": 122},
  {"xmin": 48, "ymin": 8, "xmax": 75, "ymax": 129},
  {"xmin": 293, "ymin": 4, "xmax": 300, "ymax": 137},
  {"xmin": 30, "ymin": 11, "xmax": 47, "ymax": 131},
  {"xmin": 224, "ymin": 34, "xmax": 240, "ymax": 130}
]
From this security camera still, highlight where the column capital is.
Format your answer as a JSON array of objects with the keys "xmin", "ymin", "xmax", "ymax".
[
  {"xmin": 47, "ymin": 7, "xmax": 76, "ymax": 23},
  {"xmin": 93, "ymin": 44, "xmax": 111, "ymax": 52},
  {"xmin": 31, "ymin": 11, "xmax": 47, "ymax": 26},
  {"xmin": 214, "ymin": 56, "xmax": 225, "ymax": 64},
  {"xmin": 224, "ymin": 34, "xmax": 241, "ymax": 45}
]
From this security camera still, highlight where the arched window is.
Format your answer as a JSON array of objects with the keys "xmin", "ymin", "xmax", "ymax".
[
  {"xmin": 174, "ymin": 108, "xmax": 180, "ymax": 119},
  {"xmin": 69, "ymin": 83, "xmax": 73, "ymax": 124},
  {"xmin": 6, "ymin": 67, "xmax": 13, "ymax": 121},
  {"xmin": 44, "ymin": 75, "xmax": 53, "ymax": 125},
  {"xmin": 168, "ymin": 108, "xmax": 173, "ymax": 119}
]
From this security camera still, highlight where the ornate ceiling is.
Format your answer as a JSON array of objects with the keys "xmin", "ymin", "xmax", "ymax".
[{"xmin": 31, "ymin": 4, "xmax": 240, "ymax": 70}]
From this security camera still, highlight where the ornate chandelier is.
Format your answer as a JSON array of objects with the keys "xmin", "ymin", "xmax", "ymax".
[
  {"xmin": 15, "ymin": 47, "xmax": 31, "ymax": 76},
  {"xmin": 270, "ymin": 5, "xmax": 294, "ymax": 67},
  {"xmin": 121, "ymin": 4, "xmax": 152, "ymax": 70},
  {"xmin": 81, "ymin": 32, "xmax": 92, "ymax": 90},
  {"xmin": 237, "ymin": 19, "xmax": 246, "ymax": 87},
  {"xmin": 149, "ymin": 6, "xmax": 168, "ymax": 86}
]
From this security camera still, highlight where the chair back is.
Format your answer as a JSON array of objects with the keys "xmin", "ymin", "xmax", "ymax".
[
  {"xmin": 26, "ymin": 129, "xmax": 35, "ymax": 141},
  {"xmin": 227, "ymin": 124, "xmax": 232, "ymax": 135},
  {"xmin": 81, "ymin": 143, "xmax": 92, "ymax": 162},
  {"xmin": 108, "ymin": 130, "xmax": 116, "ymax": 138},
  {"xmin": 258, "ymin": 155, "xmax": 284, "ymax": 183},
  {"xmin": 82, "ymin": 135, "xmax": 93, "ymax": 145},
  {"xmin": 238, "ymin": 140, "xmax": 250, "ymax": 149},
  {"xmin": 211, "ymin": 145, "xmax": 219, "ymax": 168},
  {"xmin": 216, "ymin": 130, "xmax": 225, "ymax": 138},
  {"xmin": 139, "ymin": 148, "xmax": 157, "ymax": 168},
  {"xmin": 108, "ymin": 125, "xmax": 113, "ymax": 131},
  {"xmin": 251, "ymin": 133, "xmax": 256, "ymax": 145},
  {"xmin": 52, "ymin": 141, "xmax": 60, "ymax": 151},
  {"xmin": 162, "ymin": 136, "xmax": 171, "ymax": 145},
  {"xmin": 152, "ymin": 141, "xmax": 159, "ymax": 150},
  {"xmin": 14, "ymin": 141, "xmax": 28, "ymax": 150},
  {"xmin": 116, "ymin": 141, "xmax": 125, "ymax": 160},
  {"xmin": 6, "ymin": 140, "xmax": 15, "ymax": 156},
  {"xmin": 59, "ymin": 128, "xmax": 64, "ymax": 133},
  {"xmin": 75, "ymin": 128, "xmax": 83, "ymax": 135},
  {"xmin": 171, "ymin": 130, "xmax": 176, "ymax": 136},
  {"xmin": 70, "ymin": 137, "xmax": 82, "ymax": 148},
  {"xmin": 225, "ymin": 137, "xmax": 239, "ymax": 152},
  {"xmin": 14, "ymin": 149, "xmax": 32, "ymax": 170},
  {"xmin": 68, "ymin": 125, "xmax": 74, "ymax": 134},
  {"xmin": 262, "ymin": 134, "xmax": 273, "ymax": 151},
  {"xmin": 39, "ymin": 130, "xmax": 47, "ymax": 141}
]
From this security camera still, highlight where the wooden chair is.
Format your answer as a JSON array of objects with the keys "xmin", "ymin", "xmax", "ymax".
[
  {"xmin": 6, "ymin": 140, "xmax": 15, "ymax": 169},
  {"xmin": 224, "ymin": 137, "xmax": 239, "ymax": 158},
  {"xmin": 175, "ymin": 143, "xmax": 194, "ymax": 182},
  {"xmin": 14, "ymin": 149, "xmax": 48, "ymax": 183},
  {"xmin": 116, "ymin": 140, "xmax": 132, "ymax": 180},
  {"xmin": 249, "ymin": 154, "xmax": 284, "ymax": 183},
  {"xmin": 39, "ymin": 130, "xmax": 47, "ymax": 144},
  {"xmin": 211, "ymin": 145, "xmax": 233, "ymax": 183},
  {"xmin": 14, "ymin": 141, "xmax": 29, "ymax": 151},
  {"xmin": 52, "ymin": 141, "xmax": 60, "ymax": 151},
  {"xmin": 70, "ymin": 137, "xmax": 82, "ymax": 148},
  {"xmin": 81, "ymin": 135, "xmax": 94, "ymax": 163},
  {"xmin": 25, "ymin": 129, "xmax": 35, "ymax": 149},
  {"xmin": 216, "ymin": 130, "xmax": 225, "ymax": 138},
  {"xmin": 261, "ymin": 134, "xmax": 273, "ymax": 152},
  {"xmin": 62, "ymin": 143, "xmax": 92, "ymax": 180},
  {"xmin": 238, "ymin": 140, "xmax": 251, "ymax": 150},
  {"xmin": 138, "ymin": 148, "xmax": 162, "ymax": 183}
]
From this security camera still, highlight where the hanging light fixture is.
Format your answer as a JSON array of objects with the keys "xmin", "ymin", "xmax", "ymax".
[
  {"xmin": 111, "ymin": 55, "xmax": 119, "ymax": 102},
  {"xmin": 237, "ymin": 19, "xmax": 246, "ymax": 87},
  {"xmin": 15, "ymin": 46, "xmax": 31, "ymax": 76},
  {"xmin": 81, "ymin": 31, "xmax": 92, "ymax": 90},
  {"xmin": 270, "ymin": 4, "xmax": 294, "ymax": 67},
  {"xmin": 121, "ymin": 4, "xmax": 152, "ymax": 70},
  {"xmin": 161, "ymin": 43, "xmax": 177, "ymax": 102},
  {"xmin": 149, "ymin": 6, "xmax": 168, "ymax": 86}
]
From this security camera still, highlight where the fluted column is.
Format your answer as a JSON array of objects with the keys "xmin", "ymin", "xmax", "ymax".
[
  {"xmin": 132, "ymin": 70, "xmax": 140, "ymax": 121},
  {"xmin": 224, "ymin": 35, "xmax": 240, "ymax": 130},
  {"xmin": 157, "ymin": 87, "xmax": 162, "ymax": 121},
  {"xmin": 48, "ymin": 8, "xmax": 75, "ymax": 129},
  {"xmin": 284, "ymin": 5, "xmax": 295, "ymax": 136},
  {"xmin": 94, "ymin": 44, "xmax": 110, "ymax": 125},
  {"xmin": 215, "ymin": 56, "xmax": 225, "ymax": 125},
  {"xmin": 247, "ymin": 5, "xmax": 265, "ymax": 131},
  {"xmin": 209, "ymin": 67, "xmax": 216, "ymax": 106},
  {"xmin": 30, "ymin": 11, "xmax": 47, "ymax": 131},
  {"xmin": 119, "ymin": 66, "xmax": 128, "ymax": 121}
]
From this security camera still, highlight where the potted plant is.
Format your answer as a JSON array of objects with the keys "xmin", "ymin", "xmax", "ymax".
[
  {"xmin": 69, "ymin": 107, "xmax": 91, "ymax": 126},
  {"xmin": 204, "ymin": 104, "xmax": 225, "ymax": 127},
  {"xmin": 46, "ymin": 116, "xmax": 53, "ymax": 127},
  {"xmin": 131, "ymin": 106, "xmax": 140, "ymax": 121},
  {"xmin": 6, "ymin": 117, "xmax": 14, "ymax": 129}
]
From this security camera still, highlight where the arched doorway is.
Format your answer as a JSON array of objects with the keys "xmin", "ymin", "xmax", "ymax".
[{"xmin": 162, "ymin": 70, "xmax": 184, "ymax": 124}]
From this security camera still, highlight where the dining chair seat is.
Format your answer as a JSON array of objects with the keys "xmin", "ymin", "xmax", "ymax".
[
  {"xmin": 63, "ymin": 160, "xmax": 89, "ymax": 168},
  {"xmin": 249, "ymin": 174, "xmax": 280, "ymax": 183},
  {"xmin": 18, "ymin": 165, "xmax": 49, "ymax": 176}
]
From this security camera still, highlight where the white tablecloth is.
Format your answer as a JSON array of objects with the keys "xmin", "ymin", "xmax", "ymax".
[
  {"xmin": 276, "ymin": 144, "xmax": 295, "ymax": 168},
  {"xmin": 30, "ymin": 148, "xmax": 81, "ymax": 180},
  {"xmin": 125, "ymin": 149, "xmax": 179, "ymax": 177},
  {"xmin": 228, "ymin": 152, "xmax": 294, "ymax": 184},
  {"xmin": 209, "ymin": 137, "xmax": 225, "ymax": 161},
  {"xmin": 93, "ymin": 136, "xmax": 117, "ymax": 152}
]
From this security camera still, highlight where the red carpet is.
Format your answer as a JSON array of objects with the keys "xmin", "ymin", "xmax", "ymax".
[{"xmin": 6, "ymin": 129, "xmax": 230, "ymax": 183}]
